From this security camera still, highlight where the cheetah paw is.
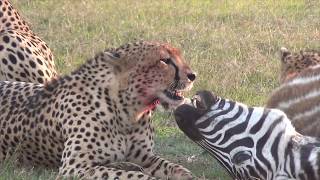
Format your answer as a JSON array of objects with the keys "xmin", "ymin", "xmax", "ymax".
[{"xmin": 172, "ymin": 168, "xmax": 194, "ymax": 180}]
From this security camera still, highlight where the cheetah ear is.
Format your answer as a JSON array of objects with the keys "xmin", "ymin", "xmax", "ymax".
[
  {"xmin": 104, "ymin": 51, "xmax": 121, "ymax": 61},
  {"xmin": 102, "ymin": 52, "xmax": 123, "ymax": 73},
  {"xmin": 299, "ymin": 50, "xmax": 305, "ymax": 58},
  {"xmin": 104, "ymin": 48, "xmax": 121, "ymax": 59},
  {"xmin": 280, "ymin": 47, "xmax": 290, "ymax": 63}
]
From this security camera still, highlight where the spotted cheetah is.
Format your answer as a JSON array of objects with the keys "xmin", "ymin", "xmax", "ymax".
[
  {"xmin": 0, "ymin": 0, "xmax": 57, "ymax": 83},
  {"xmin": 277, "ymin": 47, "xmax": 320, "ymax": 83},
  {"xmin": 0, "ymin": 41, "xmax": 196, "ymax": 179}
]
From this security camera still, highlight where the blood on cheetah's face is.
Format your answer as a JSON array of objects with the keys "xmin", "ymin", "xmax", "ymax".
[
  {"xmin": 111, "ymin": 41, "xmax": 196, "ymax": 114},
  {"xmin": 148, "ymin": 44, "xmax": 196, "ymax": 109},
  {"xmin": 279, "ymin": 47, "xmax": 320, "ymax": 83}
]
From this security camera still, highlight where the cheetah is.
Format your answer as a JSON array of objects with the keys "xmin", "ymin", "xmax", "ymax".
[
  {"xmin": 0, "ymin": 0, "xmax": 57, "ymax": 83},
  {"xmin": 267, "ymin": 47, "xmax": 320, "ymax": 136},
  {"xmin": 277, "ymin": 47, "xmax": 320, "ymax": 83},
  {"xmin": 0, "ymin": 41, "xmax": 196, "ymax": 179}
]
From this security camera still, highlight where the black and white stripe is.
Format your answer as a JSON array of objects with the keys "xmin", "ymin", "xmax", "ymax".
[{"xmin": 175, "ymin": 91, "xmax": 320, "ymax": 180}]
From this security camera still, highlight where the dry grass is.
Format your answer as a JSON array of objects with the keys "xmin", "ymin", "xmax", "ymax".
[{"xmin": 1, "ymin": 0, "xmax": 319, "ymax": 179}]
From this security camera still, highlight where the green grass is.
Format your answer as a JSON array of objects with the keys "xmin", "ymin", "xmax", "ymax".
[{"xmin": 3, "ymin": 0, "xmax": 320, "ymax": 179}]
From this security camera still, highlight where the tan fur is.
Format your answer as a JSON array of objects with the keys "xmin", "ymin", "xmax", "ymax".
[
  {"xmin": 279, "ymin": 47, "xmax": 320, "ymax": 83},
  {"xmin": 0, "ymin": 0, "xmax": 57, "ymax": 83}
]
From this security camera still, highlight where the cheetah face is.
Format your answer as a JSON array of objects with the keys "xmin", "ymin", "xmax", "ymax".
[
  {"xmin": 127, "ymin": 43, "xmax": 196, "ymax": 111},
  {"xmin": 156, "ymin": 56, "xmax": 196, "ymax": 109},
  {"xmin": 280, "ymin": 47, "xmax": 320, "ymax": 83}
]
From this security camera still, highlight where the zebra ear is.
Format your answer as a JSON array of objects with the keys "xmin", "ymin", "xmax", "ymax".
[
  {"xmin": 193, "ymin": 90, "xmax": 217, "ymax": 113},
  {"xmin": 231, "ymin": 151, "xmax": 252, "ymax": 165}
]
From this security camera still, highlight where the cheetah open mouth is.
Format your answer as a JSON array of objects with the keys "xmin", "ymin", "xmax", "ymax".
[
  {"xmin": 163, "ymin": 89, "xmax": 184, "ymax": 100},
  {"xmin": 156, "ymin": 89, "xmax": 186, "ymax": 109}
]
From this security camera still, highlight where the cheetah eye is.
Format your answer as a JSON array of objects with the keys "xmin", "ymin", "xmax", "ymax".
[{"xmin": 160, "ymin": 58, "xmax": 171, "ymax": 65}]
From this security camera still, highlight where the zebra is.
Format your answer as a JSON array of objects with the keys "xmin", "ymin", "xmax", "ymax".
[{"xmin": 175, "ymin": 90, "xmax": 320, "ymax": 180}]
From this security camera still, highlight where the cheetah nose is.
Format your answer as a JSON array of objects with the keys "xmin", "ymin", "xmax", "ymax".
[{"xmin": 187, "ymin": 73, "xmax": 196, "ymax": 81}]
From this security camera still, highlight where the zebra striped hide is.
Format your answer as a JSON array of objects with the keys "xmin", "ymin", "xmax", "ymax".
[
  {"xmin": 267, "ymin": 48, "xmax": 320, "ymax": 137},
  {"xmin": 175, "ymin": 90, "xmax": 320, "ymax": 180}
]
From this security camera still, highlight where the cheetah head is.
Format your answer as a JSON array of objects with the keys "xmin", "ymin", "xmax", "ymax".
[
  {"xmin": 107, "ymin": 41, "xmax": 196, "ymax": 119},
  {"xmin": 279, "ymin": 47, "xmax": 320, "ymax": 83}
]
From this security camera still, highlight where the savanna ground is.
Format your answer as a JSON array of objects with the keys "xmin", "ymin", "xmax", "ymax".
[{"xmin": 1, "ymin": 0, "xmax": 320, "ymax": 179}]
